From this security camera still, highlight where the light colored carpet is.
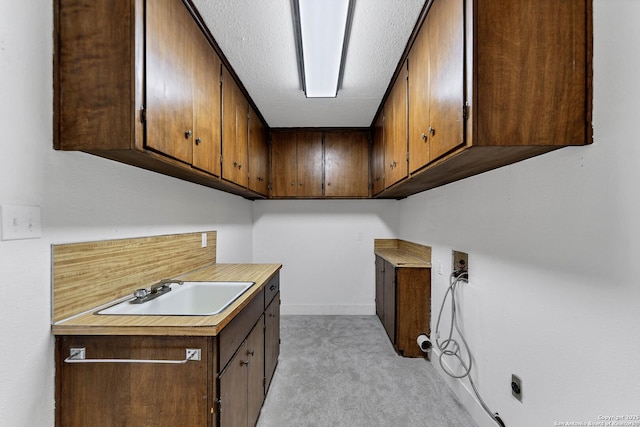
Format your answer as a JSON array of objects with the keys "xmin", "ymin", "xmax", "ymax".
[{"xmin": 257, "ymin": 315, "xmax": 477, "ymax": 427}]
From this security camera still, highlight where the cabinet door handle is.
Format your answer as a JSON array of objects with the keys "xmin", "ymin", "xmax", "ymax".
[
  {"xmin": 421, "ymin": 133, "xmax": 427, "ymax": 141},
  {"xmin": 247, "ymin": 350, "xmax": 255, "ymax": 356},
  {"xmin": 185, "ymin": 130, "xmax": 193, "ymax": 138},
  {"xmin": 428, "ymin": 126, "xmax": 435, "ymax": 136},
  {"xmin": 195, "ymin": 137, "xmax": 202, "ymax": 145},
  {"xmin": 291, "ymin": 182, "xmax": 295, "ymax": 186},
  {"xmin": 270, "ymin": 284, "xmax": 276, "ymax": 291},
  {"xmin": 64, "ymin": 348, "xmax": 201, "ymax": 364},
  {"xmin": 241, "ymin": 360, "xmax": 249, "ymax": 366}
]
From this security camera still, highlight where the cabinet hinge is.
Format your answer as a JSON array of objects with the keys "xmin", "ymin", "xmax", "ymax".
[
  {"xmin": 406, "ymin": 151, "xmax": 409, "ymax": 161},
  {"xmin": 463, "ymin": 103, "xmax": 469, "ymax": 120},
  {"xmin": 139, "ymin": 105, "xmax": 146, "ymax": 124},
  {"xmin": 212, "ymin": 398, "xmax": 222, "ymax": 414}
]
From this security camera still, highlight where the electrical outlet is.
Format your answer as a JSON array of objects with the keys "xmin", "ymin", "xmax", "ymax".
[
  {"xmin": 201, "ymin": 233, "xmax": 207, "ymax": 248},
  {"xmin": 452, "ymin": 250, "xmax": 468, "ymax": 279},
  {"xmin": 511, "ymin": 374, "xmax": 523, "ymax": 402}
]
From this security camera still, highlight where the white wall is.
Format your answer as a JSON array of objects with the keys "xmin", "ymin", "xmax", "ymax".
[
  {"xmin": 2, "ymin": 1, "xmax": 637, "ymax": 426},
  {"xmin": 397, "ymin": 1, "xmax": 640, "ymax": 426},
  {"xmin": 252, "ymin": 200, "xmax": 399, "ymax": 314},
  {"xmin": 0, "ymin": 2, "xmax": 253, "ymax": 426}
]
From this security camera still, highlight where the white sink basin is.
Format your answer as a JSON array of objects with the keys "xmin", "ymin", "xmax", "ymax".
[{"xmin": 97, "ymin": 281, "xmax": 255, "ymax": 316}]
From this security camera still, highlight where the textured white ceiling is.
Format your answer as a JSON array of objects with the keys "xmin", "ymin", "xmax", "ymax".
[{"xmin": 192, "ymin": 0, "xmax": 426, "ymax": 128}]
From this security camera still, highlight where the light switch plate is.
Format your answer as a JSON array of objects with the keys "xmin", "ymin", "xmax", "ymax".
[
  {"xmin": 201, "ymin": 233, "xmax": 207, "ymax": 248},
  {"xmin": 1, "ymin": 205, "xmax": 42, "ymax": 241}
]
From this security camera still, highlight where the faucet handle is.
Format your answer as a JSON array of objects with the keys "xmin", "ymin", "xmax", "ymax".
[{"xmin": 134, "ymin": 288, "xmax": 149, "ymax": 299}]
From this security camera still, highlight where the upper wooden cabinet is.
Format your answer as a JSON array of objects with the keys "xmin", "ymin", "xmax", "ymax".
[
  {"xmin": 270, "ymin": 131, "xmax": 323, "ymax": 198},
  {"xmin": 248, "ymin": 106, "xmax": 269, "ymax": 196},
  {"xmin": 408, "ymin": 0, "xmax": 464, "ymax": 173},
  {"xmin": 324, "ymin": 131, "xmax": 370, "ymax": 198},
  {"xmin": 54, "ymin": 0, "xmax": 265, "ymax": 199},
  {"xmin": 377, "ymin": 0, "xmax": 592, "ymax": 198},
  {"xmin": 192, "ymin": 25, "xmax": 222, "ymax": 176},
  {"xmin": 222, "ymin": 66, "xmax": 249, "ymax": 188},
  {"xmin": 384, "ymin": 62, "xmax": 409, "ymax": 189},
  {"xmin": 371, "ymin": 114, "xmax": 386, "ymax": 196},
  {"xmin": 270, "ymin": 130, "xmax": 370, "ymax": 199}
]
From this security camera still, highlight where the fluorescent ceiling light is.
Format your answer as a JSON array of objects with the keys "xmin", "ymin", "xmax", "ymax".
[{"xmin": 294, "ymin": 0, "xmax": 354, "ymax": 98}]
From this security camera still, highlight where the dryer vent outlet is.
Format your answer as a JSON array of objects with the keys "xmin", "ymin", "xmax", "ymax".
[{"xmin": 452, "ymin": 250, "xmax": 468, "ymax": 280}]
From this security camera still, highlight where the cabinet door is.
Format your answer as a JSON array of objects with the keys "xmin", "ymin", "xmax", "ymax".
[
  {"xmin": 270, "ymin": 132, "xmax": 298, "ymax": 197},
  {"xmin": 382, "ymin": 262, "xmax": 396, "ymax": 343},
  {"xmin": 247, "ymin": 316, "xmax": 265, "ymax": 427},
  {"xmin": 222, "ymin": 67, "xmax": 249, "ymax": 187},
  {"xmin": 324, "ymin": 131, "xmax": 370, "ymax": 197},
  {"xmin": 56, "ymin": 336, "xmax": 209, "ymax": 426},
  {"xmin": 375, "ymin": 256, "xmax": 385, "ymax": 322},
  {"xmin": 427, "ymin": 0, "xmax": 464, "ymax": 161},
  {"xmin": 296, "ymin": 131, "xmax": 324, "ymax": 197},
  {"xmin": 265, "ymin": 293, "xmax": 280, "ymax": 392},
  {"xmin": 372, "ymin": 113, "xmax": 386, "ymax": 195},
  {"xmin": 146, "ymin": 0, "xmax": 194, "ymax": 164},
  {"xmin": 385, "ymin": 64, "xmax": 408, "ymax": 188},
  {"xmin": 408, "ymin": 17, "xmax": 431, "ymax": 173},
  {"xmin": 248, "ymin": 107, "xmax": 269, "ymax": 195},
  {"xmin": 219, "ymin": 341, "xmax": 249, "ymax": 427},
  {"xmin": 192, "ymin": 24, "xmax": 221, "ymax": 176}
]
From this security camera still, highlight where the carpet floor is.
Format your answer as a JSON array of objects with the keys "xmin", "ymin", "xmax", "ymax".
[{"xmin": 257, "ymin": 315, "xmax": 478, "ymax": 427}]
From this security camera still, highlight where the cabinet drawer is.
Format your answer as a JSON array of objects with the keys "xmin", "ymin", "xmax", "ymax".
[
  {"xmin": 219, "ymin": 288, "xmax": 264, "ymax": 370},
  {"xmin": 264, "ymin": 274, "xmax": 280, "ymax": 308}
]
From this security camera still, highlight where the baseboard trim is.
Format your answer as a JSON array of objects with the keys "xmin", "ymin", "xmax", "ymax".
[
  {"xmin": 281, "ymin": 304, "xmax": 375, "ymax": 315},
  {"xmin": 430, "ymin": 349, "xmax": 501, "ymax": 427}
]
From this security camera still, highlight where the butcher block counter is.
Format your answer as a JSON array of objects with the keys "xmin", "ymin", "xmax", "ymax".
[{"xmin": 52, "ymin": 263, "xmax": 281, "ymax": 336}]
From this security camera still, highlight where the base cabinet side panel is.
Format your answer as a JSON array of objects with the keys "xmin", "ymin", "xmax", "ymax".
[{"xmin": 395, "ymin": 268, "xmax": 431, "ymax": 358}]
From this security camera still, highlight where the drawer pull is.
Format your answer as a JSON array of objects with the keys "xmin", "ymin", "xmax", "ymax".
[
  {"xmin": 270, "ymin": 284, "xmax": 277, "ymax": 291},
  {"xmin": 64, "ymin": 348, "xmax": 201, "ymax": 364}
]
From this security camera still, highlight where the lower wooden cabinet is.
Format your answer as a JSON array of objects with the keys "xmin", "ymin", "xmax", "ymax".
[
  {"xmin": 219, "ymin": 316, "xmax": 264, "ymax": 427},
  {"xmin": 375, "ymin": 254, "xmax": 431, "ymax": 358},
  {"xmin": 55, "ymin": 335, "xmax": 212, "ymax": 426},
  {"xmin": 55, "ymin": 274, "xmax": 281, "ymax": 427}
]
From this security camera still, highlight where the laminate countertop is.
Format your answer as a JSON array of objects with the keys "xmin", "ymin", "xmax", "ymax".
[
  {"xmin": 51, "ymin": 263, "xmax": 281, "ymax": 337},
  {"xmin": 374, "ymin": 249, "xmax": 432, "ymax": 268}
]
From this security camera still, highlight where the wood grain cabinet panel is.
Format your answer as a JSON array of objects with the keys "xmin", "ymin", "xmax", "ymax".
[
  {"xmin": 55, "ymin": 336, "xmax": 211, "ymax": 426},
  {"xmin": 270, "ymin": 131, "xmax": 323, "ymax": 198},
  {"xmin": 408, "ymin": 0, "xmax": 464, "ymax": 173},
  {"xmin": 219, "ymin": 341, "xmax": 249, "ymax": 427},
  {"xmin": 54, "ymin": 0, "xmax": 265, "ymax": 199},
  {"xmin": 192, "ymin": 25, "xmax": 222, "ymax": 176},
  {"xmin": 222, "ymin": 67, "xmax": 250, "ymax": 188},
  {"xmin": 324, "ymin": 131, "xmax": 370, "ymax": 198},
  {"xmin": 270, "ymin": 132, "xmax": 299, "ymax": 198},
  {"xmin": 371, "ymin": 113, "xmax": 386, "ymax": 196},
  {"xmin": 377, "ymin": 0, "xmax": 592, "ymax": 198},
  {"xmin": 248, "ymin": 106, "xmax": 269, "ymax": 196},
  {"xmin": 264, "ymin": 292, "xmax": 280, "ymax": 393},
  {"xmin": 375, "ymin": 255, "xmax": 430, "ymax": 358},
  {"xmin": 146, "ymin": 0, "xmax": 195, "ymax": 164},
  {"xmin": 384, "ymin": 64, "xmax": 409, "ymax": 188}
]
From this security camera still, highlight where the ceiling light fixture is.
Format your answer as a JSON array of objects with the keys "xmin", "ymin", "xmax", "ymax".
[{"xmin": 293, "ymin": 0, "xmax": 355, "ymax": 98}]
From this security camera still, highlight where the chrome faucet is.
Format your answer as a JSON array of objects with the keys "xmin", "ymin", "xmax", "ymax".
[
  {"xmin": 131, "ymin": 279, "xmax": 184, "ymax": 304},
  {"xmin": 150, "ymin": 278, "xmax": 184, "ymax": 293}
]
